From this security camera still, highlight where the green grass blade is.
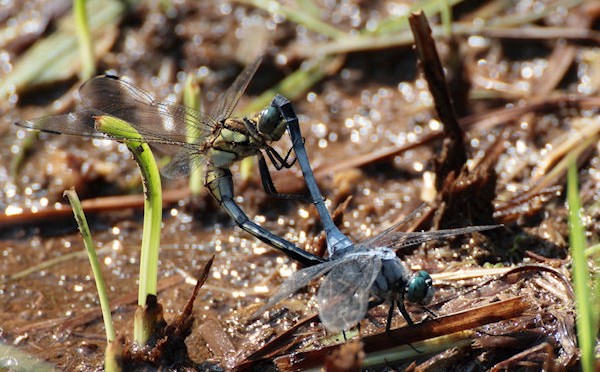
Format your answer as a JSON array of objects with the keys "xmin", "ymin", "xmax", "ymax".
[
  {"xmin": 73, "ymin": 0, "xmax": 96, "ymax": 80},
  {"xmin": 0, "ymin": 0, "xmax": 124, "ymax": 97},
  {"xmin": 585, "ymin": 243, "xmax": 600, "ymax": 257},
  {"xmin": 95, "ymin": 115, "xmax": 163, "ymax": 345},
  {"xmin": 183, "ymin": 74, "xmax": 204, "ymax": 196},
  {"xmin": 1, "ymin": 245, "xmax": 112, "ymax": 284},
  {"xmin": 10, "ymin": 132, "xmax": 38, "ymax": 182},
  {"xmin": 368, "ymin": 0, "xmax": 464, "ymax": 35},
  {"xmin": 241, "ymin": 56, "xmax": 342, "ymax": 115},
  {"xmin": 439, "ymin": 0, "xmax": 452, "ymax": 37},
  {"xmin": 0, "ymin": 342, "xmax": 60, "ymax": 371},
  {"xmin": 64, "ymin": 188, "xmax": 115, "ymax": 343},
  {"xmin": 237, "ymin": 0, "xmax": 345, "ymax": 39},
  {"xmin": 567, "ymin": 156, "xmax": 597, "ymax": 372}
]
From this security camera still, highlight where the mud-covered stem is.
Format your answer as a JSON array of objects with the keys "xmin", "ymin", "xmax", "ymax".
[{"xmin": 95, "ymin": 115, "xmax": 162, "ymax": 345}]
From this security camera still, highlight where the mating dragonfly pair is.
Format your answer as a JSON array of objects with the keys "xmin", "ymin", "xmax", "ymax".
[{"xmin": 16, "ymin": 58, "xmax": 495, "ymax": 333}]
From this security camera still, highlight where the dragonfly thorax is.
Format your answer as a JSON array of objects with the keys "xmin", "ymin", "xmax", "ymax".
[
  {"xmin": 206, "ymin": 118, "xmax": 266, "ymax": 168},
  {"xmin": 372, "ymin": 254, "xmax": 411, "ymax": 299},
  {"xmin": 371, "ymin": 252, "xmax": 434, "ymax": 306}
]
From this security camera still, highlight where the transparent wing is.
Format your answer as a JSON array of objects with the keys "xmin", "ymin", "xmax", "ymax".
[
  {"xmin": 256, "ymin": 260, "xmax": 340, "ymax": 316},
  {"xmin": 359, "ymin": 203, "xmax": 429, "ymax": 248},
  {"xmin": 359, "ymin": 225, "xmax": 501, "ymax": 251},
  {"xmin": 161, "ymin": 150, "xmax": 198, "ymax": 179},
  {"xmin": 16, "ymin": 109, "xmax": 115, "ymax": 140},
  {"xmin": 14, "ymin": 75, "xmax": 217, "ymax": 178},
  {"xmin": 15, "ymin": 108, "xmax": 206, "ymax": 179},
  {"xmin": 317, "ymin": 254, "xmax": 382, "ymax": 332},
  {"xmin": 79, "ymin": 75, "xmax": 215, "ymax": 150},
  {"xmin": 210, "ymin": 57, "xmax": 262, "ymax": 122}
]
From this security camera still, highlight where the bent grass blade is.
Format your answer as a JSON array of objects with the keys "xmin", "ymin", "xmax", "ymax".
[{"xmin": 95, "ymin": 115, "xmax": 162, "ymax": 346}]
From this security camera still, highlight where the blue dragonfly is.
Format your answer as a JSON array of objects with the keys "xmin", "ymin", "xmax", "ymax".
[
  {"xmin": 258, "ymin": 213, "xmax": 498, "ymax": 332},
  {"xmin": 257, "ymin": 127, "xmax": 500, "ymax": 332}
]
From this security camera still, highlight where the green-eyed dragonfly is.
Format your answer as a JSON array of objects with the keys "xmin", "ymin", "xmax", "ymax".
[
  {"xmin": 260, "ymin": 92, "xmax": 503, "ymax": 333},
  {"xmin": 258, "ymin": 203, "xmax": 500, "ymax": 333},
  {"xmin": 15, "ymin": 58, "xmax": 333, "ymax": 267}
]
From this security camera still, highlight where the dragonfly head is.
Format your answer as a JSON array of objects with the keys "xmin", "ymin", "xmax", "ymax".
[
  {"xmin": 405, "ymin": 270, "xmax": 434, "ymax": 305},
  {"xmin": 258, "ymin": 106, "xmax": 286, "ymax": 141}
]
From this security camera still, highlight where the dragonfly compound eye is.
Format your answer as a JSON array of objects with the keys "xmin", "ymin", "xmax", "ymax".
[
  {"xmin": 258, "ymin": 106, "xmax": 285, "ymax": 141},
  {"xmin": 405, "ymin": 270, "xmax": 434, "ymax": 305}
]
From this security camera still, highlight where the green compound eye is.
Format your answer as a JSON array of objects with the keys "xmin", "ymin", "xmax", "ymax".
[
  {"xmin": 258, "ymin": 106, "xmax": 280, "ymax": 135},
  {"xmin": 406, "ymin": 270, "xmax": 434, "ymax": 304}
]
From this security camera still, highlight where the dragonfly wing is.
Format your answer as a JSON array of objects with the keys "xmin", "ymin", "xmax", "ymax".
[
  {"xmin": 161, "ymin": 150, "xmax": 204, "ymax": 179},
  {"xmin": 210, "ymin": 57, "xmax": 262, "ymax": 122},
  {"xmin": 256, "ymin": 260, "xmax": 339, "ymax": 316},
  {"xmin": 16, "ymin": 107, "xmax": 204, "ymax": 179},
  {"xmin": 317, "ymin": 254, "xmax": 382, "ymax": 332},
  {"xmin": 79, "ymin": 75, "xmax": 215, "ymax": 152},
  {"xmin": 367, "ymin": 225, "xmax": 501, "ymax": 251},
  {"xmin": 15, "ymin": 109, "xmax": 112, "ymax": 139},
  {"xmin": 359, "ymin": 203, "xmax": 429, "ymax": 248}
]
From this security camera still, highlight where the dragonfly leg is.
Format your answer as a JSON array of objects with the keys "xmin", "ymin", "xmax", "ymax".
[
  {"xmin": 205, "ymin": 165, "xmax": 324, "ymax": 267},
  {"xmin": 385, "ymin": 300, "xmax": 396, "ymax": 334},
  {"xmin": 383, "ymin": 299, "xmax": 421, "ymax": 352},
  {"xmin": 257, "ymin": 152, "xmax": 312, "ymax": 202},
  {"xmin": 281, "ymin": 142, "xmax": 299, "ymax": 167},
  {"xmin": 271, "ymin": 94, "xmax": 354, "ymax": 255},
  {"xmin": 265, "ymin": 145, "xmax": 297, "ymax": 170},
  {"xmin": 397, "ymin": 299, "xmax": 415, "ymax": 327},
  {"xmin": 424, "ymin": 307, "xmax": 438, "ymax": 319}
]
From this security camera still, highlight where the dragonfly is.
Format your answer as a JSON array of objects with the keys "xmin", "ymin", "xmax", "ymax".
[
  {"xmin": 15, "ymin": 58, "xmax": 330, "ymax": 267},
  {"xmin": 258, "ymin": 205, "xmax": 500, "ymax": 333},
  {"xmin": 269, "ymin": 106, "xmax": 502, "ymax": 332}
]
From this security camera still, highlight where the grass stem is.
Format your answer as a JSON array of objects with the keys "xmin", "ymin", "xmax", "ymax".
[
  {"xmin": 236, "ymin": 0, "xmax": 345, "ymax": 39},
  {"xmin": 73, "ymin": 0, "xmax": 96, "ymax": 80},
  {"xmin": 95, "ymin": 115, "xmax": 163, "ymax": 345},
  {"xmin": 64, "ymin": 188, "xmax": 115, "ymax": 343},
  {"xmin": 567, "ymin": 156, "xmax": 597, "ymax": 372},
  {"xmin": 183, "ymin": 74, "xmax": 204, "ymax": 196}
]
